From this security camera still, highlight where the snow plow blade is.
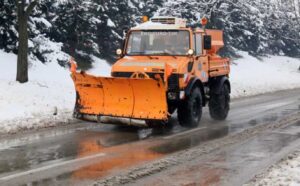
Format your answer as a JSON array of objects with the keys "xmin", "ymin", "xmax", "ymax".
[{"xmin": 71, "ymin": 72, "xmax": 168, "ymax": 121}]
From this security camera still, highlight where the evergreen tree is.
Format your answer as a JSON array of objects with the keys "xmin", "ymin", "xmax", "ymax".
[
  {"xmin": 0, "ymin": 0, "xmax": 17, "ymax": 53},
  {"xmin": 1, "ymin": 0, "xmax": 299, "ymax": 68},
  {"xmin": 158, "ymin": 0, "xmax": 300, "ymax": 57}
]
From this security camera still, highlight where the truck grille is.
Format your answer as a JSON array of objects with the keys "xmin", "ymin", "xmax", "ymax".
[
  {"xmin": 112, "ymin": 72, "xmax": 132, "ymax": 78},
  {"xmin": 112, "ymin": 72, "xmax": 164, "ymax": 79},
  {"xmin": 112, "ymin": 72, "xmax": 179, "ymax": 91}
]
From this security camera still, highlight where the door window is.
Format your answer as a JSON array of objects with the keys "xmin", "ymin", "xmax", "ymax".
[{"xmin": 194, "ymin": 34, "xmax": 202, "ymax": 55}]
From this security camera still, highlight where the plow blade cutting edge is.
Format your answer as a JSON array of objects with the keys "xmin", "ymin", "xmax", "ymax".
[{"xmin": 71, "ymin": 72, "xmax": 168, "ymax": 121}]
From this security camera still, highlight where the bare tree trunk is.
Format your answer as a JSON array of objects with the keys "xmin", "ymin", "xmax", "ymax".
[
  {"xmin": 292, "ymin": 0, "xmax": 300, "ymax": 24},
  {"xmin": 299, "ymin": 0, "xmax": 300, "ymax": 15},
  {"xmin": 16, "ymin": 8, "xmax": 29, "ymax": 83},
  {"xmin": 16, "ymin": 0, "xmax": 37, "ymax": 83}
]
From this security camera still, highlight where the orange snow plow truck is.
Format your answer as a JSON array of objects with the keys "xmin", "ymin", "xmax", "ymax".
[{"xmin": 71, "ymin": 17, "xmax": 230, "ymax": 127}]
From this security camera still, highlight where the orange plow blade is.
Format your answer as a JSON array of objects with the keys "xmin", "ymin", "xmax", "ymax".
[{"xmin": 71, "ymin": 72, "xmax": 168, "ymax": 121}]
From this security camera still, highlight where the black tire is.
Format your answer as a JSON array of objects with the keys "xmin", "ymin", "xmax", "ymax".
[
  {"xmin": 145, "ymin": 120, "xmax": 171, "ymax": 128},
  {"xmin": 168, "ymin": 105, "xmax": 177, "ymax": 115},
  {"xmin": 177, "ymin": 87, "xmax": 202, "ymax": 127},
  {"xmin": 209, "ymin": 84, "xmax": 230, "ymax": 120}
]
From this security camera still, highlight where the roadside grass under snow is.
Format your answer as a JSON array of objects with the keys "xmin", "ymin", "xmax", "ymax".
[{"xmin": 0, "ymin": 49, "xmax": 299, "ymax": 133}]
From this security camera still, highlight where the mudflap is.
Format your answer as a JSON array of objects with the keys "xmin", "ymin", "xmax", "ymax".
[{"xmin": 71, "ymin": 72, "xmax": 168, "ymax": 121}]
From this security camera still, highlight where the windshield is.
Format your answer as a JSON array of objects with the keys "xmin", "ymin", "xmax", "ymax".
[{"xmin": 126, "ymin": 30, "xmax": 190, "ymax": 56}]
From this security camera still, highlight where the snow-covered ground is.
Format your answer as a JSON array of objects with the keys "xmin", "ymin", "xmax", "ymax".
[
  {"xmin": 245, "ymin": 150, "xmax": 300, "ymax": 186},
  {"xmin": 0, "ymin": 49, "xmax": 299, "ymax": 133},
  {"xmin": 231, "ymin": 51, "xmax": 300, "ymax": 98},
  {"xmin": 0, "ymin": 50, "xmax": 110, "ymax": 133}
]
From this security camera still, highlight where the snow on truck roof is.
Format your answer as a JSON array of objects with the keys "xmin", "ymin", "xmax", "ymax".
[{"xmin": 132, "ymin": 17, "xmax": 187, "ymax": 30}]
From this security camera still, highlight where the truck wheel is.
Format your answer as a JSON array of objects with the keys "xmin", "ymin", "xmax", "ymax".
[
  {"xmin": 168, "ymin": 105, "xmax": 177, "ymax": 115},
  {"xmin": 145, "ymin": 120, "xmax": 171, "ymax": 128},
  {"xmin": 178, "ymin": 87, "xmax": 202, "ymax": 128},
  {"xmin": 209, "ymin": 84, "xmax": 230, "ymax": 120}
]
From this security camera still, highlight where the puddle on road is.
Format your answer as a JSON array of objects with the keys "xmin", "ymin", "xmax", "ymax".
[
  {"xmin": 295, "ymin": 120, "xmax": 300, "ymax": 126},
  {"xmin": 248, "ymin": 119, "xmax": 258, "ymax": 126},
  {"xmin": 0, "ymin": 127, "xmax": 144, "ymax": 176},
  {"xmin": 11, "ymin": 124, "xmax": 230, "ymax": 186},
  {"xmin": 0, "ymin": 120, "xmax": 184, "ymax": 180},
  {"xmin": 151, "ymin": 125, "xmax": 229, "ymax": 154},
  {"xmin": 262, "ymin": 114, "xmax": 278, "ymax": 123},
  {"xmin": 246, "ymin": 115, "xmax": 280, "ymax": 128},
  {"xmin": 231, "ymin": 107, "xmax": 297, "ymax": 133},
  {"xmin": 17, "ymin": 141, "xmax": 163, "ymax": 186}
]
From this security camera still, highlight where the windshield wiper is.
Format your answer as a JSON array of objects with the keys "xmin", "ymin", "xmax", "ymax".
[
  {"xmin": 129, "ymin": 52, "xmax": 177, "ymax": 59},
  {"xmin": 129, "ymin": 52, "xmax": 146, "ymax": 55},
  {"xmin": 147, "ymin": 55, "xmax": 159, "ymax": 60},
  {"xmin": 154, "ymin": 52, "xmax": 177, "ymax": 59}
]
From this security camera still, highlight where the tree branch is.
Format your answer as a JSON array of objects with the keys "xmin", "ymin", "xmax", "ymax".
[{"xmin": 25, "ymin": 0, "xmax": 38, "ymax": 15}]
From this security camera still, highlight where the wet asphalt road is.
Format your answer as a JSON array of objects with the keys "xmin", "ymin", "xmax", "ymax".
[
  {"xmin": 0, "ymin": 89, "xmax": 299, "ymax": 186},
  {"xmin": 132, "ymin": 120, "xmax": 300, "ymax": 186}
]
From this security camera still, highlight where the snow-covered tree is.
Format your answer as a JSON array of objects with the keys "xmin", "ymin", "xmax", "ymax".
[
  {"xmin": 263, "ymin": 0, "xmax": 300, "ymax": 56},
  {"xmin": 0, "ymin": 0, "xmax": 299, "ymax": 69},
  {"xmin": 158, "ymin": 0, "xmax": 300, "ymax": 57},
  {"xmin": 0, "ymin": 0, "xmax": 17, "ymax": 53}
]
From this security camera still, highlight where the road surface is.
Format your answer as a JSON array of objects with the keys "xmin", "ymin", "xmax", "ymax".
[{"xmin": 0, "ymin": 89, "xmax": 299, "ymax": 186}]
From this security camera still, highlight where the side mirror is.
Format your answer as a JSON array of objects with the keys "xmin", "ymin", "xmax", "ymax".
[
  {"xmin": 203, "ymin": 35, "xmax": 212, "ymax": 50},
  {"xmin": 123, "ymin": 27, "xmax": 129, "ymax": 34},
  {"xmin": 116, "ymin": 49, "xmax": 122, "ymax": 56}
]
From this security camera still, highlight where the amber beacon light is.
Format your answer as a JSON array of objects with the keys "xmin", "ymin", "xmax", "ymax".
[
  {"xmin": 142, "ymin": 16, "xmax": 149, "ymax": 23},
  {"xmin": 201, "ymin": 17, "xmax": 208, "ymax": 26}
]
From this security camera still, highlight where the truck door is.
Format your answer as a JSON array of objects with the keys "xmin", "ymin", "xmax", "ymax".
[{"xmin": 194, "ymin": 33, "xmax": 209, "ymax": 82}]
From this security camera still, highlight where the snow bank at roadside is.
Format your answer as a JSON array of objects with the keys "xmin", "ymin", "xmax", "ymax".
[
  {"xmin": 245, "ymin": 150, "xmax": 300, "ymax": 186},
  {"xmin": 0, "ymin": 49, "xmax": 299, "ymax": 133},
  {"xmin": 231, "ymin": 51, "xmax": 300, "ymax": 98},
  {"xmin": 87, "ymin": 55, "xmax": 112, "ymax": 77},
  {"xmin": 0, "ymin": 50, "xmax": 110, "ymax": 133}
]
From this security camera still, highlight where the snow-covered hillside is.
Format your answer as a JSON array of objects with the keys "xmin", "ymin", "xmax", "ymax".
[
  {"xmin": 0, "ymin": 50, "xmax": 110, "ymax": 133},
  {"xmin": 0, "ymin": 49, "xmax": 299, "ymax": 133},
  {"xmin": 231, "ymin": 51, "xmax": 300, "ymax": 98}
]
